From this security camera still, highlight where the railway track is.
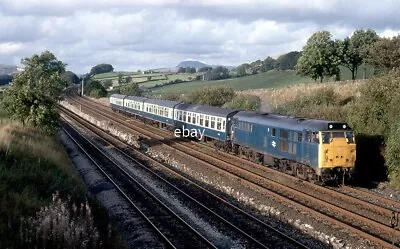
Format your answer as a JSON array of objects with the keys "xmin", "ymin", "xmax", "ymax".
[
  {"xmin": 61, "ymin": 107, "xmax": 312, "ymax": 249},
  {"xmin": 63, "ymin": 94, "xmax": 400, "ymax": 248},
  {"xmin": 62, "ymin": 118, "xmax": 219, "ymax": 249}
]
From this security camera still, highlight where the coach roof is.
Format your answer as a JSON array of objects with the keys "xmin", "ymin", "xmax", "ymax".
[
  {"xmin": 110, "ymin": 94, "xmax": 127, "ymax": 99},
  {"xmin": 176, "ymin": 103, "xmax": 239, "ymax": 117},
  {"xmin": 234, "ymin": 111, "xmax": 350, "ymax": 131},
  {"xmin": 144, "ymin": 98, "xmax": 182, "ymax": 108},
  {"xmin": 125, "ymin": 95, "xmax": 148, "ymax": 102}
]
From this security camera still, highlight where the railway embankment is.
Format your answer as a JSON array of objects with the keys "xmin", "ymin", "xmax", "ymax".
[{"xmin": 0, "ymin": 109, "xmax": 127, "ymax": 249}]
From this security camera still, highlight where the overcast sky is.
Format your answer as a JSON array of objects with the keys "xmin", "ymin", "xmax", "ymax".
[{"xmin": 1, "ymin": 0, "xmax": 399, "ymax": 74}]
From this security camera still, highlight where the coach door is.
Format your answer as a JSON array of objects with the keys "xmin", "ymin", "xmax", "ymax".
[{"xmin": 302, "ymin": 130, "xmax": 311, "ymax": 164}]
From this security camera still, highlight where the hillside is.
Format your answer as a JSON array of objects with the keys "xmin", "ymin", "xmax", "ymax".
[
  {"xmin": 149, "ymin": 70, "xmax": 311, "ymax": 95},
  {"xmin": 177, "ymin": 60, "xmax": 208, "ymax": 69},
  {"xmin": 148, "ymin": 64, "xmax": 374, "ymax": 96}
]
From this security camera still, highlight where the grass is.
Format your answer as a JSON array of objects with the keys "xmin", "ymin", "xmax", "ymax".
[
  {"xmin": 149, "ymin": 70, "xmax": 312, "ymax": 96},
  {"xmin": 0, "ymin": 105, "xmax": 126, "ymax": 248},
  {"xmin": 92, "ymin": 71, "xmax": 140, "ymax": 79},
  {"xmin": 148, "ymin": 64, "xmax": 374, "ymax": 97},
  {"xmin": 242, "ymin": 80, "xmax": 364, "ymax": 111}
]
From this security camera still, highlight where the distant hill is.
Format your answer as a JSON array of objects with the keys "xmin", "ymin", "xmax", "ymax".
[
  {"xmin": 177, "ymin": 61, "xmax": 208, "ymax": 69},
  {"xmin": 176, "ymin": 60, "xmax": 236, "ymax": 70},
  {"xmin": 0, "ymin": 64, "xmax": 21, "ymax": 75}
]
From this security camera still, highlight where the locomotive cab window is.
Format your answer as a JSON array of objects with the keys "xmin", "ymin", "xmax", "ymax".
[
  {"xmin": 346, "ymin": 131, "xmax": 355, "ymax": 143},
  {"xmin": 312, "ymin": 132, "xmax": 319, "ymax": 143},
  {"xmin": 322, "ymin": 132, "xmax": 330, "ymax": 144},
  {"xmin": 271, "ymin": 128, "xmax": 276, "ymax": 137}
]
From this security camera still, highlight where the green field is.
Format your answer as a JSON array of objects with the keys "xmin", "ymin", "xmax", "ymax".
[
  {"xmin": 92, "ymin": 71, "xmax": 140, "ymax": 80},
  {"xmin": 148, "ymin": 70, "xmax": 312, "ymax": 95},
  {"xmin": 148, "ymin": 65, "xmax": 374, "ymax": 96}
]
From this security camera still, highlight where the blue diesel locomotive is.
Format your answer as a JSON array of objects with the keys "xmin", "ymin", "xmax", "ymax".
[{"xmin": 110, "ymin": 94, "xmax": 356, "ymax": 183}]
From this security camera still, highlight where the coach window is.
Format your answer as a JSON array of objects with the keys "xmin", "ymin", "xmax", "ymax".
[
  {"xmin": 280, "ymin": 129, "xmax": 288, "ymax": 139},
  {"xmin": 222, "ymin": 120, "xmax": 226, "ymax": 130},
  {"xmin": 193, "ymin": 114, "xmax": 197, "ymax": 124},
  {"xmin": 272, "ymin": 128, "xmax": 276, "ymax": 137},
  {"xmin": 183, "ymin": 112, "xmax": 187, "ymax": 122},
  {"xmin": 298, "ymin": 132, "xmax": 303, "ymax": 142},
  {"xmin": 205, "ymin": 116, "xmax": 210, "ymax": 127},
  {"xmin": 211, "ymin": 117, "xmax": 216, "ymax": 129},
  {"xmin": 216, "ymin": 118, "xmax": 222, "ymax": 130},
  {"xmin": 177, "ymin": 111, "xmax": 182, "ymax": 121},
  {"xmin": 200, "ymin": 115, "xmax": 204, "ymax": 126}
]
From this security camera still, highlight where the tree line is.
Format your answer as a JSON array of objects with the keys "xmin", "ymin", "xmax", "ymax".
[{"xmin": 236, "ymin": 51, "xmax": 302, "ymax": 77}]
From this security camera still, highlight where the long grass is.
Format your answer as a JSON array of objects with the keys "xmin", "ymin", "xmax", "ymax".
[{"xmin": 0, "ymin": 105, "xmax": 127, "ymax": 248}]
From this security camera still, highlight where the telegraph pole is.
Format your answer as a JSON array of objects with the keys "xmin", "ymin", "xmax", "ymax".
[{"xmin": 81, "ymin": 77, "xmax": 84, "ymax": 96}]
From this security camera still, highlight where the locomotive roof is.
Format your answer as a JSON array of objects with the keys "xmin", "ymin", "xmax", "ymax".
[
  {"xmin": 110, "ymin": 94, "xmax": 128, "ymax": 99},
  {"xmin": 144, "ymin": 98, "xmax": 182, "ymax": 108},
  {"xmin": 125, "ymin": 95, "xmax": 148, "ymax": 102},
  {"xmin": 176, "ymin": 103, "xmax": 239, "ymax": 117},
  {"xmin": 234, "ymin": 111, "xmax": 351, "ymax": 131}
]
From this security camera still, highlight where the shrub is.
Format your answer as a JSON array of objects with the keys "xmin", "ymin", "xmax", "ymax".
[
  {"xmin": 225, "ymin": 94, "xmax": 261, "ymax": 111},
  {"xmin": 386, "ymin": 120, "xmax": 400, "ymax": 186},
  {"xmin": 347, "ymin": 69, "xmax": 400, "ymax": 137},
  {"xmin": 273, "ymin": 87, "xmax": 343, "ymax": 119},
  {"xmin": 89, "ymin": 88, "xmax": 107, "ymax": 98},
  {"xmin": 187, "ymin": 86, "xmax": 236, "ymax": 106}
]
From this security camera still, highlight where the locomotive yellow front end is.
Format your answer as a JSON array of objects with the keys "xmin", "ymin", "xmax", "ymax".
[{"xmin": 318, "ymin": 128, "xmax": 356, "ymax": 183}]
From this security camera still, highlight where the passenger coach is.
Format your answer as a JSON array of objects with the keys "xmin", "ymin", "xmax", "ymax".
[{"xmin": 174, "ymin": 103, "xmax": 239, "ymax": 143}]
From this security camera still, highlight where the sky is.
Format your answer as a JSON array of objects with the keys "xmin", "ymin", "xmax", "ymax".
[{"xmin": 1, "ymin": 0, "xmax": 400, "ymax": 74}]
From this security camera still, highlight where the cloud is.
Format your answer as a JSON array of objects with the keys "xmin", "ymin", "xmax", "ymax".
[{"xmin": 0, "ymin": 0, "xmax": 400, "ymax": 73}]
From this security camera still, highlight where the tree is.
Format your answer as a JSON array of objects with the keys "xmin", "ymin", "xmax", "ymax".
[
  {"xmin": 204, "ymin": 66, "xmax": 230, "ymax": 80},
  {"xmin": 89, "ymin": 63, "xmax": 114, "ymax": 75},
  {"xmin": 125, "ymin": 75, "xmax": 132, "ymax": 84},
  {"xmin": 120, "ymin": 83, "xmax": 142, "ymax": 96},
  {"xmin": 187, "ymin": 86, "xmax": 236, "ymax": 106},
  {"xmin": 369, "ymin": 35, "xmax": 400, "ymax": 73},
  {"xmin": 236, "ymin": 64, "xmax": 248, "ymax": 76},
  {"xmin": 250, "ymin": 60, "xmax": 263, "ymax": 74},
  {"xmin": 276, "ymin": 51, "xmax": 301, "ymax": 70},
  {"xmin": 62, "ymin": 71, "xmax": 80, "ymax": 85},
  {"xmin": 198, "ymin": 67, "xmax": 212, "ymax": 72},
  {"xmin": 177, "ymin": 67, "xmax": 186, "ymax": 73},
  {"xmin": 296, "ymin": 31, "xmax": 341, "ymax": 82},
  {"xmin": 2, "ymin": 51, "xmax": 66, "ymax": 132},
  {"xmin": 340, "ymin": 29, "xmax": 379, "ymax": 80},
  {"xmin": 261, "ymin": 57, "xmax": 277, "ymax": 72},
  {"xmin": 102, "ymin": 79, "xmax": 113, "ymax": 89},
  {"xmin": 117, "ymin": 73, "xmax": 124, "ymax": 85},
  {"xmin": 186, "ymin": 67, "xmax": 196, "ymax": 73},
  {"xmin": 84, "ymin": 79, "xmax": 107, "ymax": 98}
]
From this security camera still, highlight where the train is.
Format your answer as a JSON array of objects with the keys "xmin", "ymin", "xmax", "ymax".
[{"xmin": 109, "ymin": 94, "xmax": 356, "ymax": 184}]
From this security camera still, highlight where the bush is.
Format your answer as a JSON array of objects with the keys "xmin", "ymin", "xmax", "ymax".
[
  {"xmin": 89, "ymin": 88, "xmax": 107, "ymax": 98},
  {"xmin": 84, "ymin": 79, "xmax": 107, "ymax": 98},
  {"xmin": 273, "ymin": 87, "xmax": 343, "ymax": 119},
  {"xmin": 225, "ymin": 94, "xmax": 261, "ymax": 110},
  {"xmin": 186, "ymin": 86, "xmax": 236, "ymax": 106},
  {"xmin": 347, "ymin": 69, "xmax": 400, "ymax": 137},
  {"xmin": 386, "ymin": 121, "xmax": 400, "ymax": 186}
]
